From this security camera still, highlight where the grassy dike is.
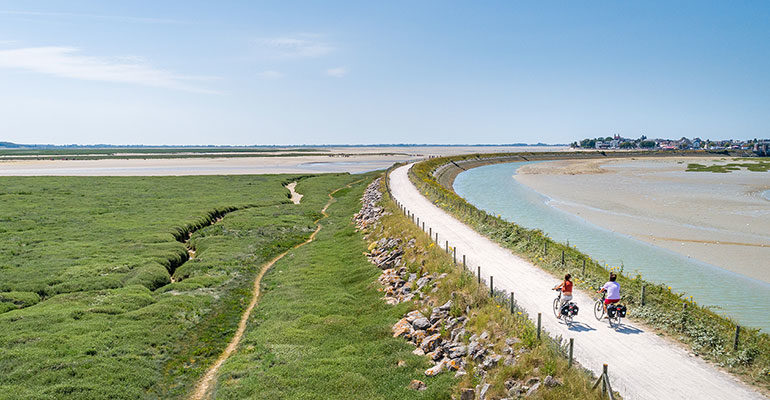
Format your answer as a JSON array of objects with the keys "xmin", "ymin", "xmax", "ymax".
[
  {"xmin": 409, "ymin": 156, "xmax": 770, "ymax": 392},
  {"xmin": 0, "ymin": 174, "xmax": 361, "ymax": 399}
]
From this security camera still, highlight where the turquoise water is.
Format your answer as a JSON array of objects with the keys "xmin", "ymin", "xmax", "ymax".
[{"xmin": 454, "ymin": 162, "xmax": 770, "ymax": 331}]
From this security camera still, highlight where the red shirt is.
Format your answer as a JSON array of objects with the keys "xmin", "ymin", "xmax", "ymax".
[{"xmin": 562, "ymin": 280, "xmax": 573, "ymax": 294}]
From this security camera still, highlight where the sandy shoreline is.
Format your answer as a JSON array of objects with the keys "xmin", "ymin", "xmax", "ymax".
[
  {"xmin": 515, "ymin": 157, "xmax": 770, "ymax": 284},
  {"xmin": 0, "ymin": 146, "xmax": 566, "ymax": 176}
]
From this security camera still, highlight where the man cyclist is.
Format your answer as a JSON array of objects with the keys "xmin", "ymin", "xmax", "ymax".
[
  {"xmin": 598, "ymin": 273, "xmax": 620, "ymax": 316},
  {"xmin": 552, "ymin": 273, "xmax": 573, "ymax": 319}
]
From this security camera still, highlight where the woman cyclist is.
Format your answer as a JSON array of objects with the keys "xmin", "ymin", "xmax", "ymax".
[
  {"xmin": 552, "ymin": 273, "xmax": 573, "ymax": 319},
  {"xmin": 598, "ymin": 273, "xmax": 621, "ymax": 315}
]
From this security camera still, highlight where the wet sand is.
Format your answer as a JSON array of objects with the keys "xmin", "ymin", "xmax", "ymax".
[
  {"xmin": 0, "ymin": 145, "xmax": 565, "ymax": 176},
  {"xmin": 516, "ymin": 157, "xmax": 770, "ymax": 284}
]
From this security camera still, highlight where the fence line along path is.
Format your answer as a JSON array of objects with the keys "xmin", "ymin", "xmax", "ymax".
[{"xmin": 389, "ymin": 164, "xmax": 764, "ymax": 400}]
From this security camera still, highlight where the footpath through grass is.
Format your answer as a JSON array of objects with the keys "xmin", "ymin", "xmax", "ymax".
[
  {"xmin": 0, "ymin": 174, "xmax": 360, "ymax": 399},
  {"xmin": 211, "ymin": 177, "xmax": 455, "ymax": 399}
]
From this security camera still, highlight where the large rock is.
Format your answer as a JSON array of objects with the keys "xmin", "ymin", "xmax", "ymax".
[
  {"xmin": 426, "ymin": 349, "xmax": 444, "ymax": 361},
  {"xmin": 412, "ymin": 317, "xmax": 431, "ymax": 330},
  {"xmin": 468, "ymin": 341, "xmax": 481, "ymax": 356},
  {"xmin": 481, "ymin": 354, "xmax": 502, "ymax": 370},
  {"xmin": 460, "ymin": 388, "xmax": 475, "ymax": 400},
  {"xmin": 408, "ymin": 379, "xmax": 426, "ymax": 391},
  {"xmin": 411, "ymin": 330, "xmax": 427, "ymax": 345},
  {"xmin": 446, "ymin": 358, "xmax": 463, "ymax": 371},
  {"xmin": 415, "ymin": 276, "xmax": 431, "ymax": 289},
  {"xmin": 420, "ymin": 333, "xmax": 442, "ymax": 352},
  {"xmin": 450, "ymin": 327, "xmax": 466, "ymax": 342},
  {"xmin": 404, "ymin": 310, "xmax": 424, "ymax": 323},
  {"xmin": 544, "ymin": 375, "xmax": 562, "ymax": 387},
  {"xmin": 447, "ymin": 345, "xmax": 467, "ymax": 359},
  {"xmin": 424, "ymin": 359, "xmax": 445, "ymax": 376},
  {"xmin": 476, "ymin": 383, "xmax": 491, "ymax": 400},
  {"xmin": 392, "ymin": 318, "xmax": 413, "ymax": 338},
  {"xmin": 526, "ymin": 382, "xmax": 541, "ymax": 397}
]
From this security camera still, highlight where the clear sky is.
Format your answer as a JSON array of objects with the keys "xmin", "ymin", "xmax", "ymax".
[{"xmin": 0, "ymin": 1, "xmax": 768, "ymax": 145}]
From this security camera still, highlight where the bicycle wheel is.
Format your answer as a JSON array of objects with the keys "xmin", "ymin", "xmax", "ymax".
[
  {"xmin": 593, "ymin": 300, "xmax": 604, "ymax": 320},
  {"xmin": 553, "ymin": 297, "xmax": 561, "ymax": 318},
  {"xmin": 609, "ymin": 315, "xmax": 619, "ymax": 328},
  {"xmin": 564, "ymin": 314, "xmax": 573, "ymax": 325}
]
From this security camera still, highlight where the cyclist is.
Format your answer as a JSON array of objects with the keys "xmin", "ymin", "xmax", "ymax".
[
  {"xmin": 598, "ymin": 273, "xmax": 620, "ymax": 315},
  {"xmin": 552, "ymin": 273, "xmax": 573, "ymax": 319}
]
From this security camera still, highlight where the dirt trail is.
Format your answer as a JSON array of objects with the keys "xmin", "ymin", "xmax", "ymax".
[
  {"xmin": 285, "ymin": 181, "xmax": 303, "ymax": 204},
  {"xmin": 389, "ymin": 164, "xmax": 765, "ymax": 400},
  {"xmin": 189, "ymin": 180, "xmax": 359, "ymax": 400}
]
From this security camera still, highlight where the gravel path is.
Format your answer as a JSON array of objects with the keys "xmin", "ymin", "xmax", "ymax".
[{"xmin": 390, "ymin": 164, "xmax": 765, "ymax": 400}]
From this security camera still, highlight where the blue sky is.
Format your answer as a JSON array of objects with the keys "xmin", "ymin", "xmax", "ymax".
[{"xmin": 0, "ymin": 1, "xmax": 768, "ymax": 145}]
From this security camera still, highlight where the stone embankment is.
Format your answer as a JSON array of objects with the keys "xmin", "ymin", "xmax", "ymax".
[{"xmin": 354, "ymin": 178, "xmax": 561, "ymax": 399}]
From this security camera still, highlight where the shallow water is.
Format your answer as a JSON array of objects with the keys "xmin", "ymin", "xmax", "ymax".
[
  {"xmin": 454, "ymin": 162, "xmax": 770, "ymax": 331},
  {"xmin": 0, "ymin": 159, "xmax": 401, "ymax": 176}
]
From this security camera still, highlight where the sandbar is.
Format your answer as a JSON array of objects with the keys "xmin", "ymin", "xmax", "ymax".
[
  {"xmin": 0, "ymin": 145, "xmax": 565, "ymax": 176},
  {"xmin": 516, "ymin": 157, "xmax": 770, "ymax": 284}
]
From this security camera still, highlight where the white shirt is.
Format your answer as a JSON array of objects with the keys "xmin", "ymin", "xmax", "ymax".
[{"xmin": 602, "ymin": 281, "xmax": 621, "ymax": 300}]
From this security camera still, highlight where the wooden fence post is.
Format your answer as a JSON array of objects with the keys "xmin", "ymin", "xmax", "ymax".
[
  {"xmin": 537, "ymin": 313, "xmax": 542, "ymax": 341},
  {"xmin": 490, "ymin": 276, "xmax": 494, "ymax": 298},
  {"xmin": 429, "ymin": 227, "xmax": 432, "ymax": 238},
  {"xmin": 510, "ymin": 291, "xmax": 514, "ymax": 313},
  {"xmin": 640, "ymin": 285, "xmax": 646, "ymax": 306},
  {"xmin": 561, "ymin": 250, "xmax": 565, "ymax": 265},
  {"xmin": 477, "ymin": 266, "xmax": 481, "ymax": 284},
  {"xmin": 453, "ymin": 248, "xmax": 457, "ymax": 265},
  {"xmin": 462, "ymin": 254, "xmax": 466, "ymax": 270},
  {"xmin": 582, "ymin": 259, "xmax": 586, "ymax": 275},
  {"xmin": 602, "ymin": 364, "xmax": 608, "ymax": 396},
  {"xmin": 734, "ymin": 325, "xmax": 741, "ymax": 351},
  {"xmin": 445, "ymin": 240, "xmax": 449, "ymax": 252},
  {"xmin": 568, "ymin": 338, "xmax": 574, "ymax": 368}
]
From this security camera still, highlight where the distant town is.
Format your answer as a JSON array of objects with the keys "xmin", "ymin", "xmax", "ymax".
[{"xmin": 571, "ymin": 135, "xmax": 770, "ymax": 155}]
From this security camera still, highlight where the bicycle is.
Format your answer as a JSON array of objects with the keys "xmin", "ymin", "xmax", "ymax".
[
  {"xmin": 553, "ymin": 288, "xmax": 577, "ymax": 325},
  {"xmin": 594, "ymin": 292, "xmax": 624, "ymax": 328}
]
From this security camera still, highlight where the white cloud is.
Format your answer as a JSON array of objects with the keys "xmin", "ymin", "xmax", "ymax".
[
  {"xmin": 0, "ymin": 10, "xmax": 183, "ymax": 24},
  {"xmin": 258, "ymin": 70, "xmax": 284, "ymax": 79},
  {"xmin": 256, "ymin": 35, "xmax": 334, "ymax": 58},
  {"xmin": 0, "ymin": 46, "xmax": 216, "ymax": 93},
  {"xmin": 325, "ymin": 67, "xmax": 348, "ymax": 78}
]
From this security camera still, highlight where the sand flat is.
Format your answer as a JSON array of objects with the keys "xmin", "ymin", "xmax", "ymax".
[
  {"xmin": 0, "ymin": 145, "xmax": 566, "ymax": 176},
  {"xmin": 516, "ymin": 157, "xmax": 770, "ymax": 284}
]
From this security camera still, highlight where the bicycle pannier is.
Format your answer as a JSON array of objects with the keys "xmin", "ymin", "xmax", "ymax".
[{"xmin": 616, "ymin": 304, "xmax": 627, "ymax": 317}]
